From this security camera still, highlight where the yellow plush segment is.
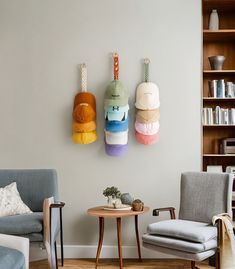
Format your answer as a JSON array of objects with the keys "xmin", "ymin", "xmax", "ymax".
[
  {"xmin": 72, "ymin": 131, "xmax": 97, "ymax": 144},
  {"xmin": 72, "ymin": 121, "xmax": 96, "ymax": 133}
]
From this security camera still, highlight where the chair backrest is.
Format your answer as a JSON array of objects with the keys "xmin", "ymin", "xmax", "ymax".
[
  {"xmin": 179, "ymin": 172, "xmax": 233, "ymax": 223},
  {"xmin": 0, "ymin": 169, "xmax": 58, "ymax": 212}
]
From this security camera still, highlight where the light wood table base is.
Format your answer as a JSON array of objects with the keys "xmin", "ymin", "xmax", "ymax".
[{"xmin": 88, "ymin": 206, "xmax": 149, "ymax": 269}]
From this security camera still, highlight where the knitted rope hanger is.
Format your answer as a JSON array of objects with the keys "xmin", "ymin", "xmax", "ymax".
[
  {"xmin": 144, "ymin": 58, "xmax": 150, "ymax": 83},
  {"xmin": 80, "ymin": 63, "xmax": 87, "ymax": 92},
  {"xmin": 113, "ymin": 52, "xmax": 119, "ymax": 80}
]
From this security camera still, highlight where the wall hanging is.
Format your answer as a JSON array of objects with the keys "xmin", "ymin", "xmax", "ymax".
[
  {"xmin": 135, "ymin": 58, "xmax": 160, "ymax": 145},
  {"xmin": 72, "ymin": 64, "xmax": 97, "ymax": 144},
  {"xmin": 104, "ymin": 53, "xmax": 129, "ymax": 156}
]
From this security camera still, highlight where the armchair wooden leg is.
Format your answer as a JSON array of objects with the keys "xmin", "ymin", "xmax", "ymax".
[
  {"xmin": 55, "ymin": 241, "xmax": 58, "ymax": 269},
  {"xmin": 191, "ymin": 261, "xmax": 200, "ymax": 269}
]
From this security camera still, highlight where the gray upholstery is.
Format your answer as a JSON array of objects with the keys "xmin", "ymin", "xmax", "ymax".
[
  {"xmin": 0, "ymin": 169, "xmax": 58, "ymax": 212},
  {"xmin": 0, "ymin": 246, "xmax": 25, "ymax": 269},
  {"xmin": 0, "ymin": 169, "xmax": 58, "ymax": 243},
  {"xmin": 142, "ymin": 234, "xmax": 217, "ymax": 253},
  {"xmin": 147, "ymin": 219, "xmax": 217, "ymax": 243},
  {"xmin": 142, "ymin": 172, "xmax": 233, "ymax": 262},
  {"xmin": 0, "ymin": 213, "xmax": 43, "ymax": 236},
  {"xmin": 143, "ymin": 242, "xmax": 216, "ymax": 262},
  {"xmin": 179, "ymin": 172, "xmax": 233, "ymax": 223}
]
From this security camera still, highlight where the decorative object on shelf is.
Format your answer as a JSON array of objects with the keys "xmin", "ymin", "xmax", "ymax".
[
  {"xmin": 104, "ymin": 53, "xmax": 129, "ymax": 156},
  {"xmin": 132, "ymin": 199, "xmax": 144, "ymax": 211},
  {"xmin": 121, "ymin": 193, "xmax": 134, "ymax": 205},
  {"xmin": 217, "ymin": 79, "xmax": 225, "ymax": 98},
  {"xmin": 226, "ymin": 82, "xmax": 235, "ymax": 98},
  {"xmin": 208, "ymin": 55, "xmax": 225, "ymax": 70},
  {"xmin": 206, "ymin": 165, "xmax": 223, "ymax": 172},
  {"xmin": 208, "ymin": 80, "xmax": 235, "ymax": 98},
  {"xmin": 226, "ymin": 166, "xmax": 235, "ymax": 173},
  {"xmin": 220, "ymin": 138, "xmax": 235, "ymax": 154},
  {"xmin": 203, "ymin": 106, "xmax": 235, "ymax": 125},
  {"xmin": 135, "ymin": 58, "xmax": 160, "ymax": 145},
  {"xmin": 208, "ymin": 80, "xmax": 217, "ymax": 97},
  {"xmin": 209, "ymin": 9, "xmax": 219, "ymax": 30},
  {"xmin": 72, "ymin": 64, "xmax": 97, "ymax": 144},
  {"xmin": 103, "ymin": 186, "xmax": 122, "ymax": 208}
]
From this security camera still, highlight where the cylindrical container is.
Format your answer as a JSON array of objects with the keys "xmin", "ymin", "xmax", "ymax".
[
  {"xmin": 230, "ymin": 109, "xmax": 235, "ymax": 125},
  {"xmin": 209, "ymin": 9, "xmax": 219, "ymax": 30},
  {"xmin": 208, "ymin": 80, "xmax": 217, "ymax": 97},
  {"xmin": 208, "ymin": 56, "xmax": 225, "ymax": 70},
  {"xmin": 226, "ymin": 82, "xmax": 234, "ymax": 98},
  {"xmin": 217, "ymin": 79, "xmax": 225, "ymax": 98}
]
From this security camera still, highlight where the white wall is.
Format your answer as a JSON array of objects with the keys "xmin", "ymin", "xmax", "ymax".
[{"xmin": 0, "ymin": 0, "xmax": 201, "ymax": 258}]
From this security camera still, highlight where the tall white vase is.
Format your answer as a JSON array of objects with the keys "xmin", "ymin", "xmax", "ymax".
[{"xmin": 209, "ymin": 9, "xmax": 219, "ymax": 30}]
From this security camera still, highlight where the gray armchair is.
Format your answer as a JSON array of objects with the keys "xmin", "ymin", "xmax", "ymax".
[
  {"xmin": 0, "ymin": 169, "xmax": 64, "ymax": 269},
  {"xmin": 142, "ymin": 172, "xmax": 233, "ymax": 269}
]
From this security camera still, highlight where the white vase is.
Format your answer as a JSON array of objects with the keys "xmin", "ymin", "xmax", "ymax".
[{"xmin": 209, "ymin": 9, "xmax": 219, "ymax": 30}]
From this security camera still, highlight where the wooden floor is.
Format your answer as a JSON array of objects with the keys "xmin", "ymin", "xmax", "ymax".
[{"xmin": 30, "ymin": 259, "xmax": 214, "ymax": 269}]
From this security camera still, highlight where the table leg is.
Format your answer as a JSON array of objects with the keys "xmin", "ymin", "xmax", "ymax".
[
  {"xmin": 59, "ymin": 208, "xmax": 64, "ymax": 266},
  {"xmin": 95, "ymin": 217, "xmax": 104, "ymax": 269},
  {"xmin": 116, "ymin": 217, "xmax": 123, "ymax": 269},
  {"xmin": 135, "ymin": 215, "xmax": 142, "ymax": 261}
]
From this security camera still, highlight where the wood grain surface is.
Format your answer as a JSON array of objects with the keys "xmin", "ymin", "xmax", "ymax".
[{"xmin": 30, "ymin": 259, "xmax": 214, "ymax": 269}]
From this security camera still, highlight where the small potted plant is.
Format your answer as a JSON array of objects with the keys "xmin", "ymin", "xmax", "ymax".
[{"xmin": 103, "ymin": 186, "xmax": 122, "ymax": 208}]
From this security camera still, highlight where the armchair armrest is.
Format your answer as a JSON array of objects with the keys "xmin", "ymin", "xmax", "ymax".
[
  {"xmin": 0, "ymin": 234, "xmax": 29, "ymax": 269},
  {"xmin": 215, "ymin": 218, "xmax": 222, "ymax": 268},
  {"xmin": 50, "ymin": 201, "xmax": 65, "ymax": 209},
  {"xmin": 152, "ymin": 207, "xmax": 176, "ymax": 219}
]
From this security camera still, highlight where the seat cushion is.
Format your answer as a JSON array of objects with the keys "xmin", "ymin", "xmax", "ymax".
[
  {"xmin": 0, "ymin": 246, "xmax": 25, "ymax": 269},
  {"xmin": 147, "ymin": 219, "xmax": 217, "ymax": 243},
  {"xmin": 0, "ymin": 212, "xmax": 43, "ymax": 235},
  {"xmin": 142, "ymin": 233, "xmax": 217, "ymax": 254}
]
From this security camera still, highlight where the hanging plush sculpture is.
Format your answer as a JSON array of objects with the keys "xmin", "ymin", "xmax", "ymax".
[
  {"xmin": 135, "ymin": 58, "xmax": 160, "ymax": 145},
  {"xmin": 72, "ymin": 64, "xmax": 97, "ymax": 144},
  {"xmin": 104, "ymin": 53, "xmax": 129, "ymax": 156}
]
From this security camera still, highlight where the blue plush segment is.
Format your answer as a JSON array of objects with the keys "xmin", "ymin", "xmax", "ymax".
[
  {"xmin": 105, "ymin": 118, "xmax": 128, "ymax": 132},
  {"xmin": 0, "ymin": 246, "xmax": 25, "ymax": 269},
  {"xmin": 0, "ymin": 213, "xmax": 43, "ymax": 236},
  {"xmin": 0, "ymin": 169, "xmax": 58, "ymax": 211}
]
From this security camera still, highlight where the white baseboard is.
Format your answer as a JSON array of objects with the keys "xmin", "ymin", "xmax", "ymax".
[{"xmin": 30, "ymin": 244, "xmax": 173, "ymax": 261}]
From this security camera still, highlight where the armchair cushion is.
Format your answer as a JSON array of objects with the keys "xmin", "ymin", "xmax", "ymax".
[
  {"xmin": 142, "ymin": 233, "xmax": 217, "ymax": 253},
  {"xmin": 147, "ymin": 219, "xmax": 217, "ymax": 243},
  {"xmin": 0, "ymin": 213, "xmax": 43, "ymax": 235},
  {"xmin": 0, "ymin": 246, "xmax": 25, "ymax": 269}
]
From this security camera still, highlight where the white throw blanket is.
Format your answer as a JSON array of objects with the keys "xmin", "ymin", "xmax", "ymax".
[
  {"xmin": 43, "ymin": 197, "xmax": 60, "ymax": 269},
  {"xmin": 212, "ymin": 213, "xmax": 235, "ymax": 269}
]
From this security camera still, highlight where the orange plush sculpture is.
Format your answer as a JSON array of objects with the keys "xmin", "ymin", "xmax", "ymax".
[{"xmin": 72, "ymin": 64, "xmax": 97, "ymax": 144}]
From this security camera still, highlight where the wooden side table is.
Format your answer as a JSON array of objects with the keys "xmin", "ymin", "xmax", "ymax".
[{"xmin": 87, "ymin": 206, "xmax": 149, "ymax": 269}]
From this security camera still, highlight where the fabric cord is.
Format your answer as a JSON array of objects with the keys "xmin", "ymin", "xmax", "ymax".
[
  {"xmin": 81, "ymin": 63, "xmax": 87, "ymax": 92},
  {"xmin": 113, "ymin": 53, "xmax": 119, "ymax": 80},
  {"xmin": 144, "ymin": 58, "xmax": 150, "ymax": 82}
]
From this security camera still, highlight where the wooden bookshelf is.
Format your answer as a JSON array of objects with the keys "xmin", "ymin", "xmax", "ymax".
[{"xmin": 202, "ymin": 0, "xmax": 235, "ymax": 220}]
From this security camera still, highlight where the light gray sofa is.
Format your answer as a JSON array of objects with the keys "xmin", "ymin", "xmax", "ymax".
[
  {"xmin": 0, "ymin": 169, "xmax": 58, "ymax": 242},
  {"xmin": 0, "ymin": 233, "xmax": 29, "ymax": 269}
]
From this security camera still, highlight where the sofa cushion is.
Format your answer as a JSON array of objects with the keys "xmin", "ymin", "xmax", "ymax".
[
  {"xmin": 147, "ymin": 219, "xmax": 217, "ymax": 243},
  {"xmin": 142, "ymin": 233, "xmax": 217, "ymax": 253},
  {"xmin": 0, "ymin": 182, "xmax": 32, "ymax": 217},
  {"xmin": 0, "ymin": 246, "xmax": 25, "ymax": 269},
  {"xmin": 0, "ymin": 212, "xmax": 43, "ymax": 235}
]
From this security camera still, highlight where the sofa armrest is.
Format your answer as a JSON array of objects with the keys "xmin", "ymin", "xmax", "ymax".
[
  {"xmin": 0, "ymin": 233, "xmax": 29, "ymax": 269},
  {"xmin": 152, "ymin": 207, "xmax": 176, "ymax": 219}
]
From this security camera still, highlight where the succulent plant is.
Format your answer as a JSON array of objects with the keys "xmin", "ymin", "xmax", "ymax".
[{"xmin": 103, "ymin": 186, "xmax": 121, "ymax": 199}]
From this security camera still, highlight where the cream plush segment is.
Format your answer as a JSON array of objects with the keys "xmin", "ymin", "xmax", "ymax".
[
  {"xmin": 135, "ymin": 82, "xmax": 160, "ymax": 110},
  {"xmin": 0, "ymin": 182, "xmax": 32, "ymax": 217}
]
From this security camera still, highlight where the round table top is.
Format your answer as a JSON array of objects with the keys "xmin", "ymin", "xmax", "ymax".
[{"xmin": 87, "ymin": 206, "xmax": 149, "ymax": 218}]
